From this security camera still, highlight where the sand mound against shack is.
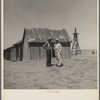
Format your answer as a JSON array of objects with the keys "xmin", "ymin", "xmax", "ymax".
[{"xmin": 4, "ymin": 50, "xmax": 97, "ymax": 89}]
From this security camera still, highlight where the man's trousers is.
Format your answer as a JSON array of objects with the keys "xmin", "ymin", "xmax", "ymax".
[
  {"xmin": 46, "ymin": 49, "xmax": 51, "ymax": 66},
  {"xmin": 55, "ymin": 50, "xmax": 61, "ymax": 66}
]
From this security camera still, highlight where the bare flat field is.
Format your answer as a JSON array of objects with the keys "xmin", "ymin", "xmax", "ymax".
[{"xmin": 4, "ymin": 50, "xmax": 97, "ymax": 89}]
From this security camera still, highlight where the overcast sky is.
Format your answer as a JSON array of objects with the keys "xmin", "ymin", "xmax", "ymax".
[{"xmin": 4, "ymin": 0, "xmax": 97, "ymax": 50}]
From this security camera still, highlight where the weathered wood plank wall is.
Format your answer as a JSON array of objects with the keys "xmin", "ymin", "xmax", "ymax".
[
  {"xmin": 11, "ymin": 48, "xmax": 16, "ymax": 61},
  {"xmin": 61, "ymin": 47, "xmax": 71, "ymax": 59},
  {"xmin": 30, "ymin": 46, "xmax": 70, "ymax": 60},
  {"xmin": 30, "ymin": 46, "xmax": 46, "ymax": 60},
  {"xmin": 4, "ymin": 49, "xmax": 11, "ymax": 60},
  {"xmin": 23, "ymin": 34, "xmax": 30, "ymax": 60}
]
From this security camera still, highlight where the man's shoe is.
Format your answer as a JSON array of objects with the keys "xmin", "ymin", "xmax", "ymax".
[
  {"xmin": 61, "ymin": 63, "xmax": 63, "ymax": 66},
  {"xmin": 56, "ymin": 64, "xmax": 63, "ymax": 67},
  {"xmin": 50, "ymin": 64, "xmax": 53, "ymax": 66}
]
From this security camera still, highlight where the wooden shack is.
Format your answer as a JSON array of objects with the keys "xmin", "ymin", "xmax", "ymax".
[
  {"xmin": 10, "ymin": 40, "xmax": 23, "ymax": 61},
  {"xmin": 4, "ymin": 28, "xmax": 72, "ymax": 61}
]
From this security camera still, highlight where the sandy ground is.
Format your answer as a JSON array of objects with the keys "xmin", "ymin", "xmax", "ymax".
[{"xmin": 4, "ymin": 50, "xmax": 97, "ymax": 89}]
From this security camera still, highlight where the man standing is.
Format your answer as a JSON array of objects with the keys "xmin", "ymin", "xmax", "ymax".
[
  {"xmin": 54, "ymin": 39, "xmax": 63, "ymax": 67},
  {"xmin": 43, "ymin": 38, "xmax": 52, "ymax": 67}
]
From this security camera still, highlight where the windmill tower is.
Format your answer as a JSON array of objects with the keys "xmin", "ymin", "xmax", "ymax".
[{"xmin": 72, "ymin": 27, "xmax": 81, "ymax": 55}]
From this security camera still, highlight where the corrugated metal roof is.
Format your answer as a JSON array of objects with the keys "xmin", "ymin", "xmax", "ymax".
[
  {"xmin": 4, "ymin": 28, "xmax": 71, "ymax": 51},
  {"xmin": 26, "ymin": 28, "xmax": 71, "ymax": 43}
]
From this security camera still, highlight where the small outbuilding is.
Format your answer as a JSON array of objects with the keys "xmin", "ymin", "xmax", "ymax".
[
  {"xmin": 4, "ymin": 28, "xmax": 72, "ymax": 61},
  {"xmin": 4, "ymin": 47, "xmax": 11, "ymax": 60}
]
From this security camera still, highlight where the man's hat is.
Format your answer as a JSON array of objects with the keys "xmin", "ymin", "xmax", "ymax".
[
  {"xmin": 48, "ymin": 37, "xmax": 52, "ymax": 41},
  {"xmin": 56, "ymin": 38, "xmax": 59, "ymax": 41}
]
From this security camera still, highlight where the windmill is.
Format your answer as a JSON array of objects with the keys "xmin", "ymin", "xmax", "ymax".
[{"xmin": 72, "ymin": 27, "xmax": 81, "ymax": 55}]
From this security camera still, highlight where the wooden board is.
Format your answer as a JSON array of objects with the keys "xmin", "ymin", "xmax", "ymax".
[
  {"xmin": 61, "ymin": 47, "xmax": 65, "ymax": 59},
  {"xmin": 11, "ymin": 48, "xmax": 16, "ymax": 61},
  {"xmin": 41, "ymin": 47, "xmax": 46, "ymax": 59},
  {"xmin": 30, "ymin": 47, "xmax": 32, "ymax": 60},
  {"xmin": 68, "ymin": 46, "xmax": 71, "ymax": 58},
  {"xmin": 17, "ymin": 47, "xmax": 20, "ymax": 61},
  {"xmin": 33, "ymin": 46, "xmax": 37, "ymax": 60},
  {"xmin": 36, "ymin": 47, "xmax": 39, "ymax": 60}
]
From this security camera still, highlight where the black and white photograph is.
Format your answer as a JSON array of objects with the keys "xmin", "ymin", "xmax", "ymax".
[{"xmin": 3, "ymin": 0, "xmax": 98, "ymax": 90}]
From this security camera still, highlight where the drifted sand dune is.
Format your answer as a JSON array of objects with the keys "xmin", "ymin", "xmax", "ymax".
[{"xmin": 4, "ymin": 50, "xmax": 97, "ymax": 89}]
